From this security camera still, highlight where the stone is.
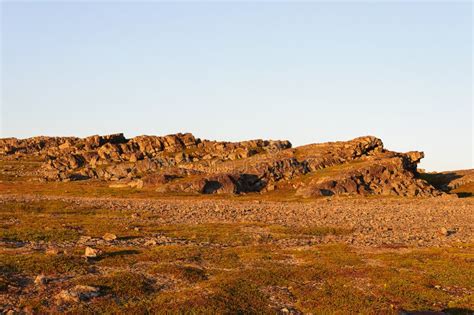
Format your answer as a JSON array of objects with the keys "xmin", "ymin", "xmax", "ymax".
[
  {"xmin": 109, "ymin": 183, "xmax": 129, "ymax": 188},
  {"xmin": 56, "ymin": 285, "xmax": 101, "ymax": 303},
  {"xmin": 58, "ymin": 142, "xmax": 71, "ymax": 150},
  {"xmin": 144, "ymin": 239, "xmax": 157, "ymax": 246},
  {"xmin": 105, "ymin": 164, "xmax": 131, "ymax": 179},
  {"xmin": 34, "ymin": 274, "xmax": 47, "ymax": 286},
  {"xmin": 102, "ymin": 233, "xmax": 117, "ymax": 241},
  {"xmin": 109, "ymin": 179, "xmax": 143, "ymax": 189},
  {"xmin": 129, "ymin": 153, "xmax": 138, "ymax": 162},
  {"xmin": 84, "ymin": 246, "xmax": 100, "ymax": 258},
  {"xmin": 78, "ymin": 236, "xmax": 92, "ymax": 244},
  {"xmin": 440, "ymin": 227, "xmax": 456, "ymax": 236},
  {"xmin": 45, "ymin": 248, "xmax": 61, "ymax": 255},
  {"xmin": 129, "ymin": 179, "xmax": 144, "ymax": 189}
]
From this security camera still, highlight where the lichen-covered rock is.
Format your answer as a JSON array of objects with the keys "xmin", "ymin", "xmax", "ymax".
[
  {"xmin": 84, "ymin": 246, "xmax": 100, "ymax": 258},
  {"xmin": 295, "ymin": 156, "xmax": 442, "ymax": 198},
  {"xmin": 56, "ymin": 285, "xmax": 101, "ymax": 303},
  {"xmin": 0, "ymin": 133, "xmax": 444, "ymax": 197}
]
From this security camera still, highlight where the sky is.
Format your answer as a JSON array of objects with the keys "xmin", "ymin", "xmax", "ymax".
[{"xmin": 1, "ymin": 1, "xmax": 472, "ymax": 171}]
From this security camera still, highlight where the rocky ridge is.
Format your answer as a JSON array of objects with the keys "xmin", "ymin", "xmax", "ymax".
[{"xmin": 0, "ymin": 133, "xmax": 446, "ymax": 197}]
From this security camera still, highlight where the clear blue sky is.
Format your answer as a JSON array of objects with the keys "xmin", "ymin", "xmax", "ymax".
[{"xmin": 1, "ymin": 2, "xmax": 472, "ymax": 171}]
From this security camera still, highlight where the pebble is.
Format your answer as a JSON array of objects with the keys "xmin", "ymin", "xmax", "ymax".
[
  {"xmin": 78, "ymin": 236, "xmax": 92, "ymax": 244},
  {"xmin": 440, "ymin": 227, "xmax": 456, "ymax": 236},
  {"xmin": 84, "ymin": 246, "xmax": 100, "ymax": 258},
  {"xmin": 102, "ymin": 233, "xmax": 117, "ymax": 241},
  {"xmin": 34, "ymin": 274, "xmax": 47, "ymax": 286},
  {"xmin": 144, "ymin": 239, "xmax": 157, "ymax": 246},
  {"xmin": 45, "ymin": 248, "xmax": 61, "ymax": 255}
]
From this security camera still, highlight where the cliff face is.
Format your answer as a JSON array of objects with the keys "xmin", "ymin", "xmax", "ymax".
[{"xmin": 0, "ymin": 133, "xmax": 444, "ymax": 197}]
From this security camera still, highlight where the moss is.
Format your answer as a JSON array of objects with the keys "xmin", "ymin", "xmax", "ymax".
[
  {"xmin": 1, "ymin": 198, "xmax": 473, "ymax": 313},
  {"xmin": 0, "ymin": 252, "xmax": 88, "ymax": 275},
  {"xmin": 150, "ymin": 264, "xmax": 207, "ymax": 283},
  {"xmin": 0, "ymin": 228, "xmax": 80, "ymax": 242},
  {"xmin": 210, "ymin": 278, "xmax": 273, "ymax": 314},
  {"xmin": 81, "ymin": 271, "xmax": 155, "ymax": 300},
  {"xmin": 296, "ymin": 278, "xmax": 390, "ymax": 313}
]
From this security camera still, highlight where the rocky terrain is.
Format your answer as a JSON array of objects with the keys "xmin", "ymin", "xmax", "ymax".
[
  {"xmin": 1, "ymin": 133, "xmax": 473, "ymax": 314},
  {"xmin": 1, "ymin": 132, "xmax": 464, "ymax": 197},
  {"xmin": 1, "ymin": 194, "xmax": 472, "ymax": 248},
  {"xmin": 0, "ymin": 195, "xmax": 473, "ymax": 314}
]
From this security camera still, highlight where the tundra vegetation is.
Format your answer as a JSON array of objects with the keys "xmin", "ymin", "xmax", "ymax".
[{"xmin": 0, "ymin": 133, "xmax": 472, "ymax": 313}]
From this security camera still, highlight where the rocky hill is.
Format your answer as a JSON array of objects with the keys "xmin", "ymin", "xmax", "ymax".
[{"xmin": 0, "ymin": 133, "xmax": 452, "ymax": 197}]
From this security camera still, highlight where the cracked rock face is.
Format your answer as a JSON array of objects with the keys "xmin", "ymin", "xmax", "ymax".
[
  {"xmin": 296, "ymin": 157, "xmax": 441, "ymax": 198},
  {"xmin": 0, "ymin": 133, "xmax": 444, "ymax": 197}
]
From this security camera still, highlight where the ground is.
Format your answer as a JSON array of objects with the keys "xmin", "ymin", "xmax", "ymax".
[
  {"xmin": 0, "ymin": 179, "xmax": 473, "ymax": 314},
  {"xmin": 0, "ymin": 157, "xmax": 473, "ymax": 314}
]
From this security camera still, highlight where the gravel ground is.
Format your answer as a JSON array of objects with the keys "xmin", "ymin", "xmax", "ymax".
[{"xmin": 1, "ymin": 194, "xmax": 472, "ymax": 247}]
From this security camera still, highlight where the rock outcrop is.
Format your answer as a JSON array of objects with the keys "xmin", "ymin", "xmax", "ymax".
[
  {"xmin": 0, "ymin": 133, "xmax": 445, "ymax": 197},
  {"xmin": 295, "ymin": 156, "xmax": 441, "ymax": 197},
  {"xmin": 418, "ymin": 169, "xmax": 474, "ymax": 197}
]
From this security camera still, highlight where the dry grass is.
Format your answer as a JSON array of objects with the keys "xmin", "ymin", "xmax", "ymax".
[
  {"xmin": 452, "ymin": 182, "xmax": 474, "ymax": 198},
  {"xmin": 0, "ymin": 198, "xmax": 473, "ymax": 313}
]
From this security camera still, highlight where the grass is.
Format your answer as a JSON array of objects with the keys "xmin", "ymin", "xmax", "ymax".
[
  {"xmin": 452, "ymin": 182, "xmax": 474, "ymax": 198},
  {"xmin": 1, "ymin": 228, "xmax": 80, "ymax": 243},
  {"xmin": 150, "ymin": 264, "xmax": 207, "ymax": 283},
  {"xmin": 81, "ymin": 271, "xmax": 155, "ymax": 300},
  {"xmin": 0, "ymin": 201, "xmax": 84, "ymax": 242},
  {"xmin": 0, "ymin": 159, "xmax": 43, "ymax": 181},
  {"xmin": 210, "ymin": 278, "xmax": 273, "ymax": 314},
  {"xmin": 0, "ymin": 200, "xmax": 143, "ymax": 241},
  {"xmin": 0, "ymin": 157, "xmax": 451, "ymax": 202},
  {"xmin": 373, "ymin": 246, "xmax": 474, "ymax": 289},
  {"xmin": 268, "ymin": 225, "xmax": 352, "ymax": 238},
  {"xmin": 0, "ymin": 170, "xmax": 455, "ymax": 202},
  {"xmin": 0, "ymin": 251, "xmax": 88, "ymax": 275},
  {"xmin": 0, "ymin": 199, "xmax": 473, "ymax": 313}
]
